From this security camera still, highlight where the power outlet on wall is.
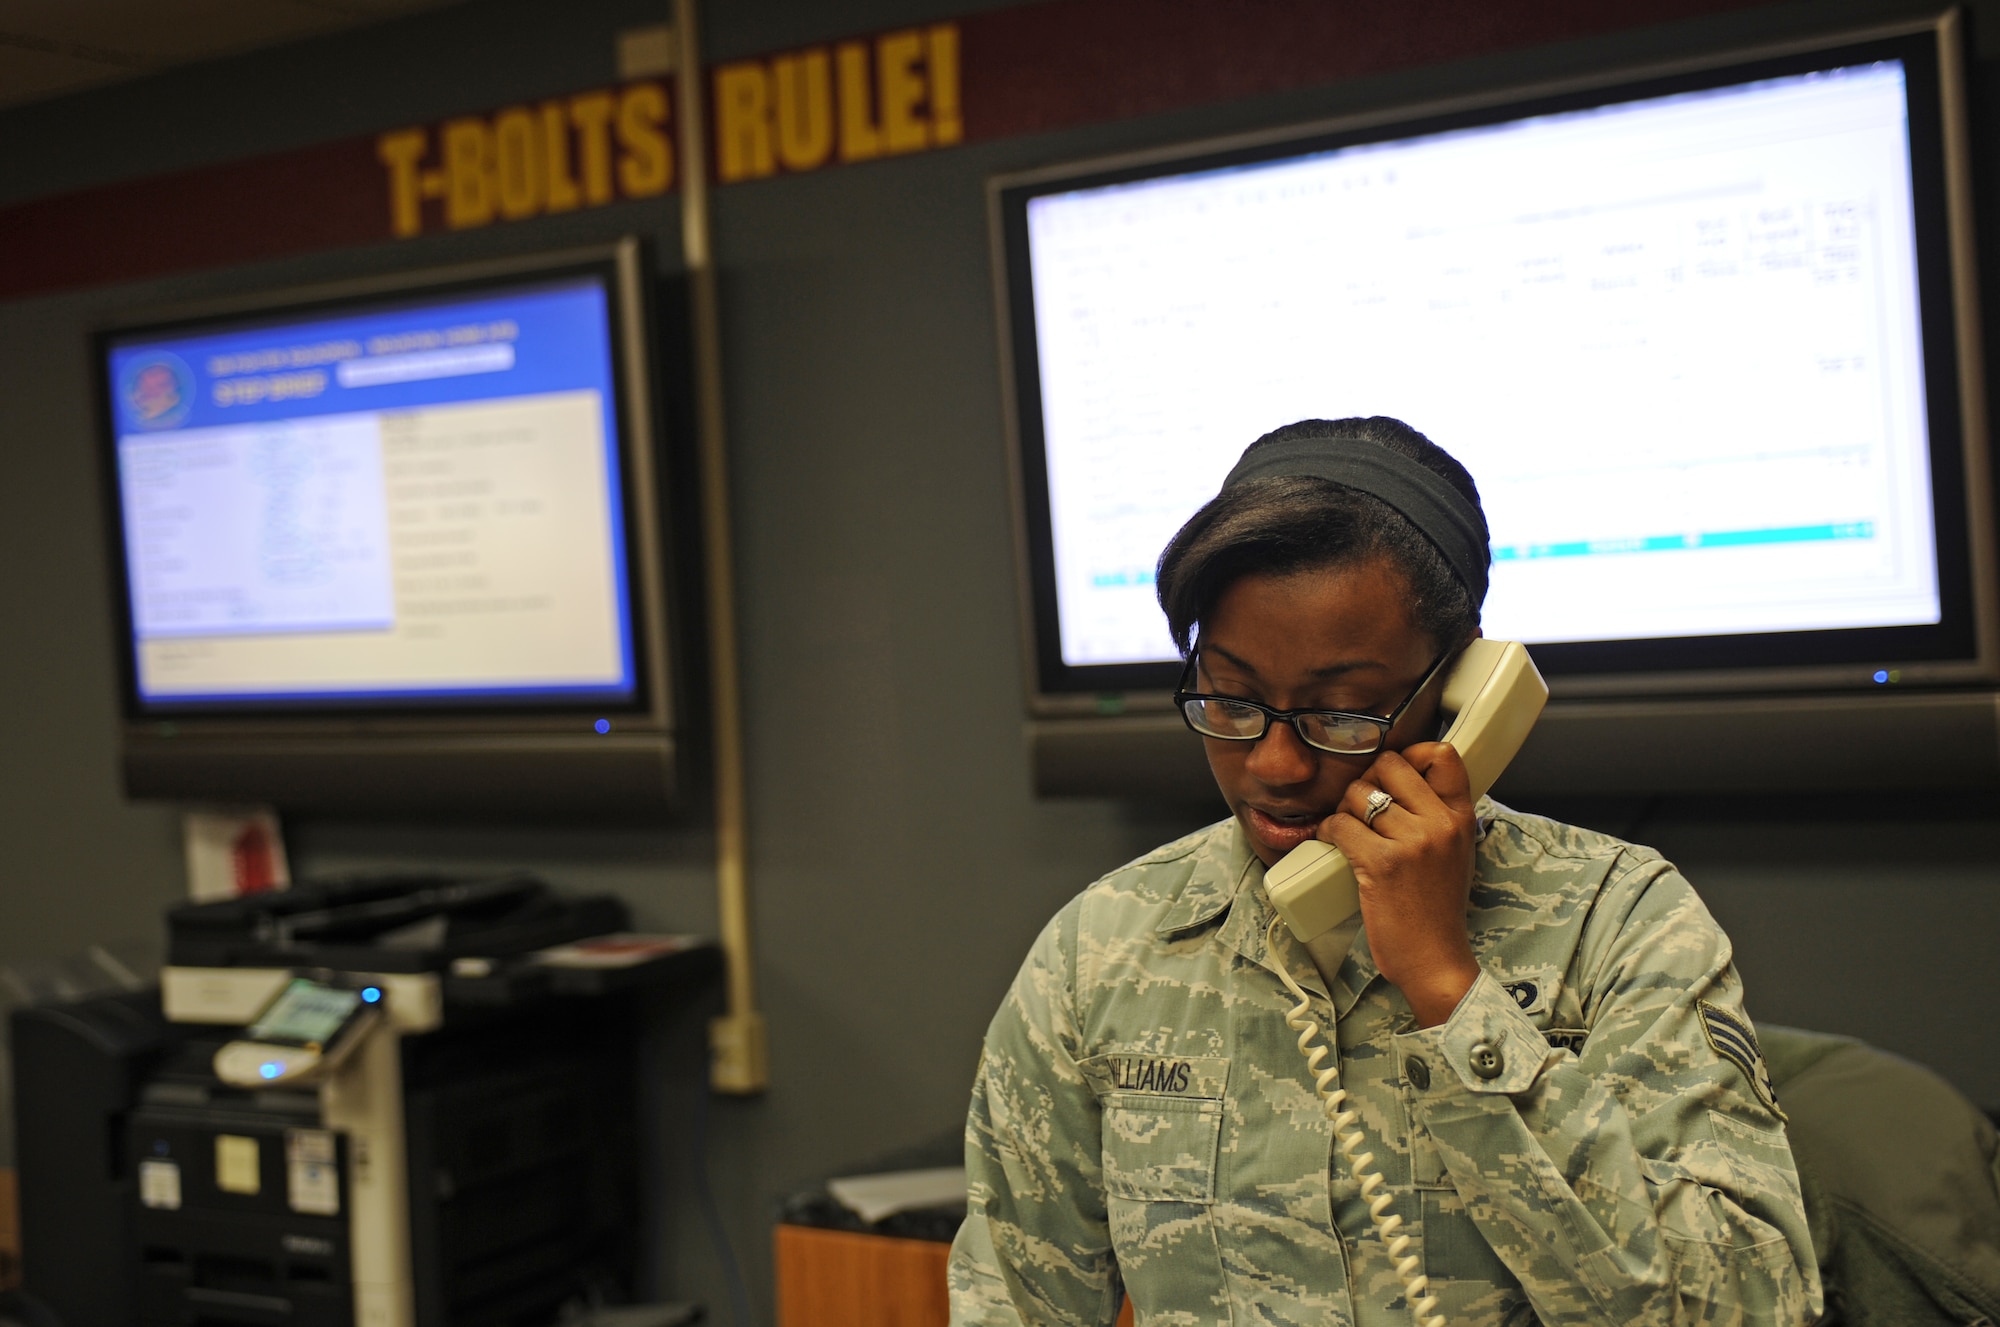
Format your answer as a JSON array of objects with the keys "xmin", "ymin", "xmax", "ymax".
[{"xmin": 617, "ymin": 25, "xmax": 676, "ymax": 79}]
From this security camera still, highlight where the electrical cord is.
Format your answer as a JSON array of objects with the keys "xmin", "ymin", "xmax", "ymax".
[
  {"xmin": 689, "ymin": 1073, "xmax": 755, "ymax": 1327},
  {"xmin": 1269, "ymin": 915, "xmax": 1446, "ymax": 1327}
]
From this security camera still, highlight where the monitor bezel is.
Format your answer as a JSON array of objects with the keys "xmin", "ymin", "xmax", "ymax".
[
  {"xmin": 992, "ymin": 13, "xmax": 1997, "ymax": 712},
  {"xmin": 93, "ymin": 239, "xmax": 675, "ymax": 733}
]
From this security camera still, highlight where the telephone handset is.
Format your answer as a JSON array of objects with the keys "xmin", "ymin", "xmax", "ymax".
[
  {"xmin": 1261, "ymin": 640, "xmax": 1547, "ymax": 1327},
  {"xmin": 1265, "ymin": 639, "xmax": 1549, "ymax": 944}
]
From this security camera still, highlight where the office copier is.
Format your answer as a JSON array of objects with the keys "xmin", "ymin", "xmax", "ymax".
[{"xmin": 10, "ymin": 874, "xmax": 718, "ymax": 1327}]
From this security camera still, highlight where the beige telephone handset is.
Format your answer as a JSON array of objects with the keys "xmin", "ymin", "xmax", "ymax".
[
  {"xmin": 1261, "ymin": 640, "xmax": 1547, "ymax": 1327},
  {"xmin": 1266, "ymin": 638, "xmax": 1549, "ymax": 943}
]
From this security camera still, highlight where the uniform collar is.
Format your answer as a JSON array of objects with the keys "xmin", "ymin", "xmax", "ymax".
[
  {"xmin": 1153, "ymin": 819, "xmax": 1255, "ymax": 936},
  {"xmin": 1153, "ymin": 819, "xmax": 1382, "ymax": 1008}
]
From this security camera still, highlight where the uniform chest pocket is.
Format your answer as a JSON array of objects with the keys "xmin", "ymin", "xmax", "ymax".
[{"xmin": 1101, "ymin": 1095, "xmax": 1224, "ymax": 1204}]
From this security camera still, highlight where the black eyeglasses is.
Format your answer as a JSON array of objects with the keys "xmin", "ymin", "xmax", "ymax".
[{"xmin": 1173, "ymin": 644, "xmax": 1454, "ymax": 756}]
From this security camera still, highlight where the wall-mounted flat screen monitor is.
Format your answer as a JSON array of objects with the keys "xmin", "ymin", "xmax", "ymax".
[
  {"xmin": 996, "ymin": 17, "xmax": 1995, "ymax": 711},
  {"xmin": 97, "ymin": 240, "xmax": 682, "ymax": 814}
]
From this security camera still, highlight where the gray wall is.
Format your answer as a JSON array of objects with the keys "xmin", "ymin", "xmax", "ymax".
[{"xmin": 2, "ymin": 0, "xmax": 1997, "ymax": 1321}]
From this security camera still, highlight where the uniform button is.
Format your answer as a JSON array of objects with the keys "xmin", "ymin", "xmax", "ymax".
[
  {"xmin": 1469, "ymin": 1042, "xmax": 1505, "ymax": 1080},
  {"xmin": 1405, "ymin": 1057, "xmax": 1431, "ymax": 1091}
]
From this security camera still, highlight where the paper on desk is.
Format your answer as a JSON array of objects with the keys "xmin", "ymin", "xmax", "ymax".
[{"xmin": 826, "ymin": 1166, "xmax": 967, "ymax": 1223}]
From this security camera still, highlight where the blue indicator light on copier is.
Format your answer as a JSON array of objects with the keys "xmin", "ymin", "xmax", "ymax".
[
  {"xmin": 361, "ymin": 986, "xmax": 382, "ymax": 1004},
  {"xmin": 259, "ymin": 1062, "xmax": 283, "ymax": 1080}
]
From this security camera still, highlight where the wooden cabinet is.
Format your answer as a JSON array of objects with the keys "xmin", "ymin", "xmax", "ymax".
[
  {"xmin": 775, "ymin": 1226, "xmax": 947, "ymax": 1327},
  {"xmin": 0, "ymin": 1168, "xmax": 16, "ymax": 1289}
]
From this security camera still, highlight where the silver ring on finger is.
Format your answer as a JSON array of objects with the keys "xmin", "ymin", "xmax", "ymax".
[{"xmin": 1362, "ymin": 788, "xmax": 1396, "ymax": 827}]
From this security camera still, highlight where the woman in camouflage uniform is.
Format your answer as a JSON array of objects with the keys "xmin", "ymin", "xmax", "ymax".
[{"xmin": 949, "ymin": 417, "xmax": 1821, "ymax": 1326}]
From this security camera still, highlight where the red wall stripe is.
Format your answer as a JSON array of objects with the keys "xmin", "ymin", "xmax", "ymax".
[{"xmin": 0, "ymin": 0, "xmax": 1772, "ymax": 303}]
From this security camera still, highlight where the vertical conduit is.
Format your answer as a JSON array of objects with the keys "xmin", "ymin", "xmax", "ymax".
[{"xmin": 674, "ymin": 0, "xmax": 769, "ymax": 1093}]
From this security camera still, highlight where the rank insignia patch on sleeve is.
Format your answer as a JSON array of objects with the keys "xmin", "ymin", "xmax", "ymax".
[{"xmin": 1699, "ymin": 1001, "xmax": 1784, "ymax": 1118}]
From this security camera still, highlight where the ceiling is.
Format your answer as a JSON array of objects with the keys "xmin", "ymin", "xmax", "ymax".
[{"xmin": 0, "ymin": 0, "xmax": 471, "ymax": 111}]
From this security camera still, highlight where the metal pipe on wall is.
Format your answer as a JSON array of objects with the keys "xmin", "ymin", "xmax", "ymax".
[{"xmin": 674, "ymin": 0, "xmax": 768, "ymax": 1094}]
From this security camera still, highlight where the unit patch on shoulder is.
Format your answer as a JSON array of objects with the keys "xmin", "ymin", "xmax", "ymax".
[{"xmin": 1699, "ymin": 1001, "xmax": 1784, "ymax": 1118}]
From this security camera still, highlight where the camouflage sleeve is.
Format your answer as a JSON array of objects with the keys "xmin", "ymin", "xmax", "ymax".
[
  {"xmin": 948, "ymin": 899, "xmax": 1121, "ymax": 1327},
  {"xmin": 1394, "ymin": 858, "xmax": 1823, "ymax": 1325}
]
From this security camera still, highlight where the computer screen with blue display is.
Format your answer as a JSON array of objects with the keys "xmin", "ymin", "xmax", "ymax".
[
  {"xmin": 103, "ymin": 274, "xmax": 638, "ymax": 711},
  {"xmin": 1001, "ymin": 28, "xmax": 1985, "ymax": 697}
]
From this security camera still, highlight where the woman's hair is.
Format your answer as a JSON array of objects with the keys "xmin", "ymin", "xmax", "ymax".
[{"xmin": 1155, "ymin": 417, "xmax": 1490, "ymax": 657}]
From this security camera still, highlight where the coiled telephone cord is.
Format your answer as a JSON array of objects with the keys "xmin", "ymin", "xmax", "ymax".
[{"xmin": 1269, "ymin": 915, "xmax": 1446, "ymax": 1327}]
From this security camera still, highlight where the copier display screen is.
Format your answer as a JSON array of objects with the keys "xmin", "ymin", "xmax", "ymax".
[{"xmin": 249, "ymin": 979, "xmax": 364, "ymax": 1046}]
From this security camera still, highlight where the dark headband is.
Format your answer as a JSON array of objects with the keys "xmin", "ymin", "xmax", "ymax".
[{"xmin": 1222, "ymin": 437, "xmax": 1490, "ymax": 602}]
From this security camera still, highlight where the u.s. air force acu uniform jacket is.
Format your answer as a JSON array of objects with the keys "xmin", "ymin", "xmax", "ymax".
[{"xmin": 948, "ymin": 803, "xmax": 1821, "ymax": 1326}]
